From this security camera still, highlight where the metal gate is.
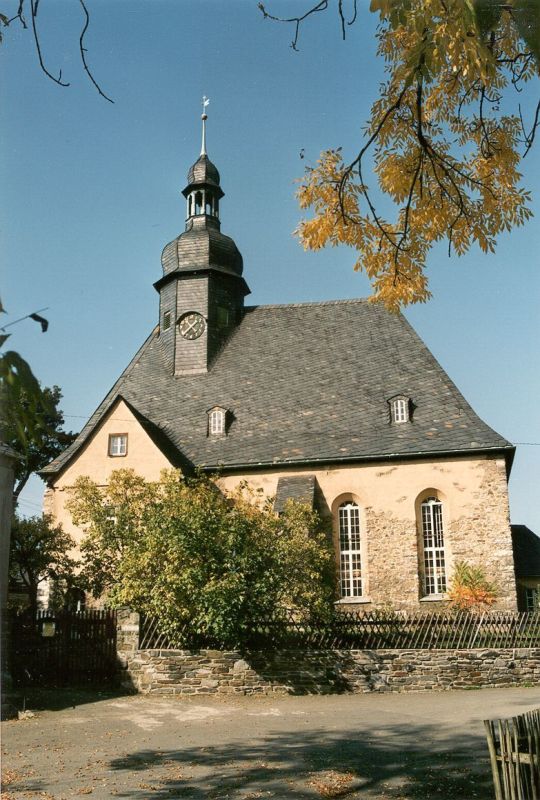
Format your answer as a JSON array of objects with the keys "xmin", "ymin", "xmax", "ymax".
[{"xmin": 9, "ymin": 608, "xmax": 118, "ymax": 687}]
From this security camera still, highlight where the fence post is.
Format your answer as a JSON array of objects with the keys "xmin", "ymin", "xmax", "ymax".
[{"xmin": 116, "ymin": 608, "xmax": 140, "ymax": 688}]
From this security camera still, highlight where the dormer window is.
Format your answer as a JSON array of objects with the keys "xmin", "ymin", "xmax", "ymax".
[
  {"xmin": 208, "ymin": 406, "xmax": 227, "ymax": 437},
  {"xmin": 389, "ymin": 396, "xmax": 410, "ymax": 424}
]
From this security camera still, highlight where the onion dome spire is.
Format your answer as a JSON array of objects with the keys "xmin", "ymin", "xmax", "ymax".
[{"xmin": 158, "ymin": 98, "xmax": 245, "ymax": 279}]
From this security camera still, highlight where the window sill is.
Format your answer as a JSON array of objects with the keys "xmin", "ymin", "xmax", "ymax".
[
  {"xmin": 419, "ymin": 594, "xmax": 448, "ymax": 602},
  {"xmin": 335, "ymin": 597, "xmax": 372, "ymax": 605}
]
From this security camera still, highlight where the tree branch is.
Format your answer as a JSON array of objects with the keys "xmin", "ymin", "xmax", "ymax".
[
  {"xmin": 29, "ymin": 0, "xmax": 69, "ymax": 87},
  {"xmin": 258, "ymin": 1, "xmax": 329, "ymax": 50},
  {"xmin": 520, "ymin": 98, "xmax": 540, "ymax": 156},
  {"xmin": 78, "ymin": 0, "xmax": 114, "ymax": 103}
]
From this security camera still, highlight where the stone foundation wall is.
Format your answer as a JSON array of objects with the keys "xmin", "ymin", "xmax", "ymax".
[{"xmin": 119, "ymin": 646, "xmax": 540, "ymax": 696}]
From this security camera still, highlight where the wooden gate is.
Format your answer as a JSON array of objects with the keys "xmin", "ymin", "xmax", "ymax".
[
  {"xmin": 485, "ymin": 708, "xmax": 540, "ymax": 799},
  {"xmin": 10, "ymin": 609, "xmax": 118, "ymax": 687}
]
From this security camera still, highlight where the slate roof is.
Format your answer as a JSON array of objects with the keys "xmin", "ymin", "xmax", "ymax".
[
  {"xmin": 186, "ymin": 154, "xmax": 221, "ymax": 188},
  {"xmin": 42, "ymin": 299, "xmax": 514, "ymax": 478},
  {"xmin": 511, "ymin": 525, "xmax": 540, "ymax": 578},
  {"xmin": 160, "ymin": 217, "xmax": 244, "ymax": 278},
  {"xmin": 274, "ymin": 475, "xmax": 316, "ymax": 513}
]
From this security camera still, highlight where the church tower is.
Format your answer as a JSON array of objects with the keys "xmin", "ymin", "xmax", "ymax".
[{"xmin": 154, "ymin": 101, "xmax": 250, "ymax": 375}]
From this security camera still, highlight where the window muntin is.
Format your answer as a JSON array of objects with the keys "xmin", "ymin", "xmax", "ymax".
[
  {"xmin": 392, "ymin": 398, "xmax": 409, "ymax": 423},
  {"xmin": 338, "ymin": 502, "xmax": 362, "ymax": 598},
  {"xmin": 108, "ymin": 434, "xmax": 127, "ymax": 457},
  {"xmin": 526, "ymin": 588, "xmax": 539, "ymax": 611},
  {"xmin": 421, "ymin": 497, "xmax": 446, "ymax": 595},
  {"xmin": 209, "ymin": 408, "xmax": 225, "ymax": 436}
]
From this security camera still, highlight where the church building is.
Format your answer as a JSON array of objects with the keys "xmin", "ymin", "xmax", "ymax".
[{"xmin": 42, "ymin": 111, "xmax": 519, "ymax": 611}]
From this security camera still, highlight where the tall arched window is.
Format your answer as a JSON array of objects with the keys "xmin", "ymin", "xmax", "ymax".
[
  {"xmin": 338, "ymin": 502, "xmax": 362, "ymax": 598},
  {"xmin": 421, "ymin": 497, "xmax": 447, "ymax": 595}
]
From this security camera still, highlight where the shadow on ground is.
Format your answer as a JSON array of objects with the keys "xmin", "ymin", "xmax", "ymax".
[
  {"xmin": 106, "ymin": 722, "xmax": 493, "ymax": 799},
  {"xmin": 13, "ymin": 686, "xmax": 132, "ymax": 712}
]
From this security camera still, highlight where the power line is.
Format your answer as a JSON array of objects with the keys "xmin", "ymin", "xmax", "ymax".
[
  {"xmin": 0, "ymin": 307, "xmax": 49, "ymax": 331},
  {"xmin": 59, "ymin": 416, "xmax": 540, "ymax": 446}
]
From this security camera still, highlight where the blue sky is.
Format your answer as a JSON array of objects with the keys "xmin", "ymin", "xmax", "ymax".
[{"xmin": 2, "ymin": 0, "xmax": 539, "ymax": 530}]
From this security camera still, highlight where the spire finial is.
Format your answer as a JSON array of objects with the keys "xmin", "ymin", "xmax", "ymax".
[{"xmin": 200, "ymin": 96, "xmax": 210, "ymax": 156}]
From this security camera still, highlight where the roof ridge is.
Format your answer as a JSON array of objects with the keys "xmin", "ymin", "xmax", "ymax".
[{"xmin": 245, "ymin": 298, "xmax": 372, "ymax": 310}]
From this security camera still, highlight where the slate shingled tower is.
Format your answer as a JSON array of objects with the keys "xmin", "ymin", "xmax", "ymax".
[{"xmin": 154, "ymin": 109, "xmax": 250, "ymax": 375}]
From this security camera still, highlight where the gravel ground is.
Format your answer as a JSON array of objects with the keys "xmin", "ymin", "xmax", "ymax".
[{"xmin": 2, "ymin": 686, "xmax": 540, "ymax": 799}]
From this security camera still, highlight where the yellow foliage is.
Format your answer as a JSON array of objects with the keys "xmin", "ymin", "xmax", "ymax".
[{"xmin": 295, "ymin": 0, "xmax": 537, "ymax": 309}]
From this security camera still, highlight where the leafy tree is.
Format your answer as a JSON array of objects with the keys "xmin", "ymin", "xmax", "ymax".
[
  {"xmin": 261, "ymin": 0, "xmax": 539, "ymax": 309},
  {"xmin": 0, "ymin": 373, "xmax": 77, "ymax": 503},
  {"xmin": 0, "ymin": 301, "xmax": 76, "ymax": 500},
  {"xmin": 9, "ymin": 514, "xmax": 77, "ymax": 612},
  {"xmin": 67, "ymin": 469, "xmax": 335, "ymax": 647},
  {"xmin": 448, "ymin": 559, "xmax": 498, "ymax": 611}
]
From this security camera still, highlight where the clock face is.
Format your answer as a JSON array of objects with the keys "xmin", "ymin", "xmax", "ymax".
[{"xmin": 178, "ymin": 312, "xmax": 205, "ymax": 340}]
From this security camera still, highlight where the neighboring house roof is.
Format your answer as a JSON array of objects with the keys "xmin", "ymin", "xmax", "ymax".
[
  {"xmin": 274, "ymin": 475, "xmax": 316, "ymax": 513},
  {"xmin": 511, "ymin": 525, "xmax": 540, "ymax": 578},
  {"xmin": 41, "ymin": 299, "xmax": 514, "ymax": 478}
]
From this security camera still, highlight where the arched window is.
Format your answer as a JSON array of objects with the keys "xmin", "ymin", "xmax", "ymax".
[
  {"xmin": 338, "ymin": 501, "xmax": 362, "ymax": 598},
  {"xmin": 421, "ymin": 497, "xmax": 447, "ymax": 595},
  {"xmin": 195, "ymin": 191, "xmax": 203, "ymax": 215},
  {"xmin": 390, "ymin": 396, "xmax": 410, "ymax": 423},
  {"xmin": 205, "ymin": 192, "xmax": 213, "ymax": 215},
  {"xmin": 209, "ymin": 407, "xmax": 226, "ymax": 436}
]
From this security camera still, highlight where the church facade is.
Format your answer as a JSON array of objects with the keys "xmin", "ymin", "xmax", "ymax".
[{"xmin": 42, "ymin": 118, "xmax": 519, "ymax": 611}]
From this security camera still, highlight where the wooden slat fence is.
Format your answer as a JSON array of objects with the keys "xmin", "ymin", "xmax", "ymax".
[
  {"xmin": 139, "ymin": 609, "xmax": 540, "ymax": 651},
  {"xmin": 485, "ymin": 708, "xmax": 540, "ymax": 800},
  {"xmin": 10, "ymin": 608, "xmax": 118, "ymax": 686}
]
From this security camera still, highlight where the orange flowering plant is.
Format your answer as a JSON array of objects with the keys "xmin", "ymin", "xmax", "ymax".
[{"xmin": 448, "ymin": 560, "xmax": 498, "ymax": 611}]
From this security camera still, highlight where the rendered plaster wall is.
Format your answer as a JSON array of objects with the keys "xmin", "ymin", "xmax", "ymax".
[
  {"xmin": 43, "ymin": 399, "xmax": 173, "ymax": 548},
  {"xmin": 45, "ymin": 406, "xmax": 516, "ymax": 611},
  {"xmin": 218, "ymin": 456, "xmax": 516, "ymax": 611}
]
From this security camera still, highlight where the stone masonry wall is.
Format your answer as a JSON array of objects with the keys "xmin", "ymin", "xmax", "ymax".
[
  {"xmin": 119, "ymin": 646, "xmax": 540, "ymax": 696},
  {"xmin": 219, "ymin": 456, "xmax": 518, "ymax": 612},
  {"xmin": 449, "ymin": 458, "xmax": 516, "ymax": 610},
  {"xmin": 117, "ymin": 609, "xmax": 540, "ymax": 695}
]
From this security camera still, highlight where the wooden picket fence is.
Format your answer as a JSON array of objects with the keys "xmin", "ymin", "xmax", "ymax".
[
  {"xmin": 10, "ymin": 608, "xmax": 118, "ymax": 686},
  {"xmin": 139, "ymin": 609, "xmax": 540, "ymax": 651},
  {"xmin": 485, "ymin": 709, "xmax": 540, "ymax": 800}
]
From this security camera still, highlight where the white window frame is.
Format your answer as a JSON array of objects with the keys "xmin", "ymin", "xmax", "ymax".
[
  {"xmin": 108, "ymin": 434, "xmax": 128, "ymax": 457},
  {"xmin": 392, "ymin": 398, "xmax": 409, "ymax": 424},
  {"xmin": 421, "ymin": 497, "xmax": 447, "ymax": 596},
  {"xmin": 338, "ymin": 502, "xmax": 363, "ymax": 598},
  {"xmin": 209, "ymin": 408, "xmax": 225, "ymax": 436}
]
